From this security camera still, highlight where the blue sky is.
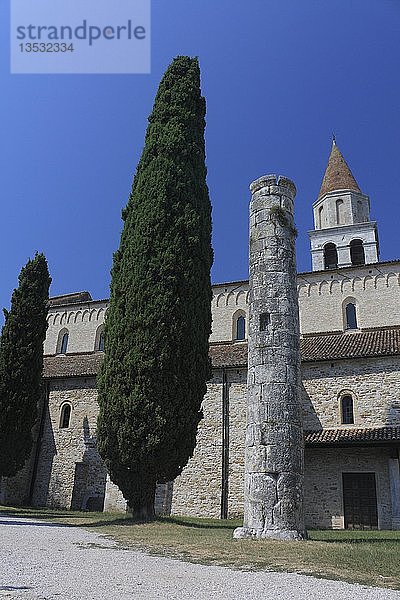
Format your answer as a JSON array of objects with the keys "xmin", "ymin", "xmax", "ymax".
[{"xmin": 1, "ymin": 0, "xmax": 399, "ymax": 314}]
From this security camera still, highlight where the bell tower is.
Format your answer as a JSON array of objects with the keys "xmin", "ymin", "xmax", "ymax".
[{"xmin": 309, "ymin": 140, "xmax": 380, "ymax": 271}]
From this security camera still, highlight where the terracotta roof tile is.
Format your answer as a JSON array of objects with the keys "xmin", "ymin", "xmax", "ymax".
[
  {"xmin": 301, "ymin": 328, "xmax": 400, "ymax": 362},
  {"xmin": 43, "ymin": 328, "xmax": 400, "ymax": 379},
  {"xmin": 305, "ymin": 426, "xmax": 400, "ymax": 446},
  {"xmin": 49, "ymin": 291, "xmax": 93, "ymax": 306},
  {"xmin": 319, "ymin": 142, "xmax": 361, "ymax": 198},
  {"xmin": 43, "ymin": 353, "xmax": 103, "ymax": 378},
  {"xmin": 208, "ymin": 343, "xmax": 248, "ymax": 368}
]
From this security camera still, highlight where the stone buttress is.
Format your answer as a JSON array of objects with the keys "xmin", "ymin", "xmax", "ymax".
[{"xmin": 234, "ymin": 174, "xmax": 306, "ymax": 540}]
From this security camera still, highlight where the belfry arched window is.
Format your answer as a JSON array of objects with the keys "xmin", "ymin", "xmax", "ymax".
[
  {"xmin": 57, "ymin": 329, "xmax": 69, "ymax": 354},
  {"xmin": 350, "ymin": 239, "xmax": 365, "ymax": 266},
  {"xmin": 60, "ymin": 403, "xmax": 71, "ymax": 429},
  {"xmin": 341, "ymin": 395, "xmax": 354, "ymax": 425},
  {"xmin": 336, "ymin": 199, "xmax": 344, "ymax": 225},
  {"xmin": 345, "ymin": 302, "xmax": 358, "ymax": 330},
  {"xmin": 318, "ymin": 205, "xmax": 324, "ymax": 229},
  {"xmin": 324, "ymin": 243, "xmax": 338, "ymax": 270}
]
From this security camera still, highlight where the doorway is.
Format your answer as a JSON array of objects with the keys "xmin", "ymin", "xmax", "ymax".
[{"xmin": 342, "ymin": 472, "xmax": 378, "ymax": 530}]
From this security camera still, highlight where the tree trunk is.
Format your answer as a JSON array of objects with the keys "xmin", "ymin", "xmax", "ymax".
[{"xmin": 128, "ymin": 480, "xmax": 156, "ymax": 522}]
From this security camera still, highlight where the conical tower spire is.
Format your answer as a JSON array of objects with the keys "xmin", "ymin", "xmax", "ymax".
[
  {"xmin": 309, "ymin": 141, "xmax": 380, "ymax": 271},
  {"xmin": 318, "ymin": 140, "xmax": 361, "ymax": 198}
]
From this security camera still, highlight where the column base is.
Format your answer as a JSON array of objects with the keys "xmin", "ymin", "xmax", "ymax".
[{"xmin": 233, "ymin": 526, "xmax": 307, "ymax": 541}]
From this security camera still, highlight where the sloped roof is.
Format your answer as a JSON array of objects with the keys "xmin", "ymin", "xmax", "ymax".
[
  {"xmin": 209, "ymin": 342, "xmax": 248, "ymax": 368},
  {"xmin": 43, "ymin": 352, "xmax": 103, "ymax": 378},
  {"xmin": 305, "ymin": 426, "xmax": 400, "ymax": 446},
  {"xmin": 318, "ymin": 142, "xmax": 362, "ymax": 198},
  {"xmin": 43, "ymin": 327, "xmax": 400, "ymax": 379},
  {"xmin": 301, "ymin": 328, "xmax": 400, "ymax": 362},
  {"xmin": 49, "ymin": 292, "xmax": 93, "ymax": 306}
]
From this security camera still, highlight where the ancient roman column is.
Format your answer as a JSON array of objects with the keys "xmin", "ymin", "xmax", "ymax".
[{"xmin": 234, "ymin": 174, "xmax": 306, "ymax": 541}]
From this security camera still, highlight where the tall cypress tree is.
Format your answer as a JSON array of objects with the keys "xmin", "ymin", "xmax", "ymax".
[
  {"xmin": 97, "ymin": 56, "xmax": 213, "ymax": 520},
  {"xmin": 0, "ymin": 253, "xmax": 51, "ymax": 477}
]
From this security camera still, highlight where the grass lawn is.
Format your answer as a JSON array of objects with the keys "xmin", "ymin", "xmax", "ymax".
[{"xmin": 1, "ymin": 505, "xmax": 399, "ymax": 590}]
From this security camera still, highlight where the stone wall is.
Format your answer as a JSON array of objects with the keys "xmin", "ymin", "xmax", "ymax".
[
  {"xmin": 304, "ymin": 447, "xmax": 393, "ymax": 529},
  {"xmin": 2, "ymin": 361, "xmax": 398, "ymax": 530},
  {"xmin": 43, "ymin": 261, "xmax": 400, "ymax": 352},
  {"xmin": 44, "ymin": 301, "xmax": 107, "ymax": 355},
  {"xmin": 0, "ymin": 459, "xmax": 33, "ymax": 507},
  {"xmin": 31, "ymin": 377, "xmax": 107, "ymax": 510},
  {"xmin": 171, "ymin": 376, "xmax": 223, "ymax": 518},
  {"xmin": 210, "ymin": 283, "xmax": 249, "ymax": 343},
  {"xmin": 226, "ymin": 370, "xmax": 247, "ymax": 518},
  {"xmin": 301, "ymin": 356, "xmax": 400, "ymax": 430},
  {"xmin": 298, "ymin": 262, "xmax": 400, "ymax": 334}
]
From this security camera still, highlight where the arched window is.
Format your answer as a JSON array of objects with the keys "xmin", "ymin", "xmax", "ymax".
[
  {"xmin": 345, "ymin": 302, "xmax": 358, "ymax": 330},
  {"xmin": 350, "ymin": 239, "xmax": 365, "ymax": 266},
  {"xmin": 336, "ymin": 199, "xmax": 344, "ymax": 225},
  {"xmin": 236, "ymin": 316, "xmax": 246, "ymax": 341},
  {"xmin": 98, "ymin": 331, "xmax": 105, "ymax": 352},
  {"xmin": 357, "ymin": 200, "xmax": 364, "ymax": 221},
  {"xmin": 324, "ymin": 243, "xmax": 338, "ymax": 270},
  {"xmin": 95, "ymin": 326, "xmax": 105, "ymax": 352},
  {"xmin": 56, "ymin": 329, "xmax": 69, "ymax": 354},
  {"xmin": 60, "ymin": 404, "xmax": 71, "ymax": 429},
  {"xmin": 341, "ymin": 395, "xmax": 354, "ymax": 425},
  {"xmin": 318, "ymin": 205, "xmax": 324, "ymax": 229}
]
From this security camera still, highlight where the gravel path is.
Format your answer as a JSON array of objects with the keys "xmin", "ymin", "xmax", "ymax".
[{"xmin": 0, "ymin": 515, "xmax": 399, "ymax": 600}]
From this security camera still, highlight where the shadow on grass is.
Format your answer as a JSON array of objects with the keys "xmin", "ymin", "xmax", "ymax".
[
  {"xmin": 79, "ymin": 516, "xmax": 239, "ymax": 530},
  {"xmin": 313, "ymin": 537, "xmax": 400, "ymax": 545},
  {"xmin": 157, "ymin": 516, "xmax": 238, "ymax": 530}
]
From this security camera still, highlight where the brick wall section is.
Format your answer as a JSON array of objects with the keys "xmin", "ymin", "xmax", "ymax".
[
  {"xmin": 44, "ymin": 301, "xmax": 107, "ymax": 355},
  {"xmin": 298, "ymin": 263, "xmax": 400, "ymax": 334},
  {"xmin": 171, "ymin": 376, "xmax": 223, "ymax": 518},
  {"xmin": 301, "ymin": 356, "xmax": 400, "ymax": 430},
  {"xmin": 43, "ymin": 263, "xmax": 400, "ymax": 352},
  {"xmin": 31, "ymin": 377, "xmax": 107, "ymax": 510},
  {"xmin": 210, "ymin": 283, "xmax": 249, "ymax": 343},
  {"xmin": 226, "ymin": 370, "xmax": 247, "ymax": 518},
  {"xmin": 304, "ymin": 447, "xmax": 393, "ymax": 529},
  {"xmin": 3, "ymin": 363, "xmax": 398, "ymax": 529}
]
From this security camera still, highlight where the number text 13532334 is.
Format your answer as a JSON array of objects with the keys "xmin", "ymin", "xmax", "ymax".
[{"xmin": 19, "ymin": 43, "xmax": 74, "ymax": 52}]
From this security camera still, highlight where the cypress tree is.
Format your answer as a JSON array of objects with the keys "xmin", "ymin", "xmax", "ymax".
[
  {"xmin": 0, "ymin": 253, "xmax": 51, "ymax": 477},
  {"xmin": 97, "ymin": 56, "xmax": 213, "ymax": 520}
]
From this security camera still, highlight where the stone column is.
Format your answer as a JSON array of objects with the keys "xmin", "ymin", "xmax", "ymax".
[{"xmin": 234, "ymin": 174, "xmax": 306, "ymax": 541}]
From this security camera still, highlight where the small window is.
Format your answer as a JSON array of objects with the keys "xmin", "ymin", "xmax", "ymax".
[
  {"xmin": 324, "ymin": 243, "xmax": 338, "ymax": 270},
  {"xmin": 95, "ymin": 326, "xmax": 105, "ymax": 352},
  {"xmin": 98, "ymin": 331, "xmax": 105, "ymax": 352},
  {"xmin": 60, "ymin": 333, "xmax": 69, "ymax": 354},
  {"xmin": 60, "ymin": 404, "xmax": 71, "ymax": 429},
  {"xmin": 57, "ymin": 329, "xmax": 69, "ymax": 354},
  {"xmin": 259, "ymin": 312, "xmax": 270, "ymax": 331},
  {"xmin": 341, "ymin": 395, "xmax": 354, "ymax": 425},
  {"xmin": 345, "ymin": 303, "xmax": 358, "ymax": 330},
  {"xmin": 236, "ymin": 316, "xmax": 245, "ymax": 341},
  {"xmin": 350, "ymin": 239, "xmax": 365, "ymax": 266},
  {"xmin": 336, "ymin": 199, "xmax": 344, "ymax": 225},
  {"xmin": 318, "ymin": 205, "xmax": 324, "ymax": 229}
]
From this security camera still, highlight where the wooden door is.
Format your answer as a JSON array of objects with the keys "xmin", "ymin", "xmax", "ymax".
[{"xmin": 342, "ymin": 472, "xmax": 378, "ymax": 530}]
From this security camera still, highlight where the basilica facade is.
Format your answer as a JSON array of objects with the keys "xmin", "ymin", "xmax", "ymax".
[{"xmin": 2, "ymin": 142, "xmax": 400, "ymax": 530}]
